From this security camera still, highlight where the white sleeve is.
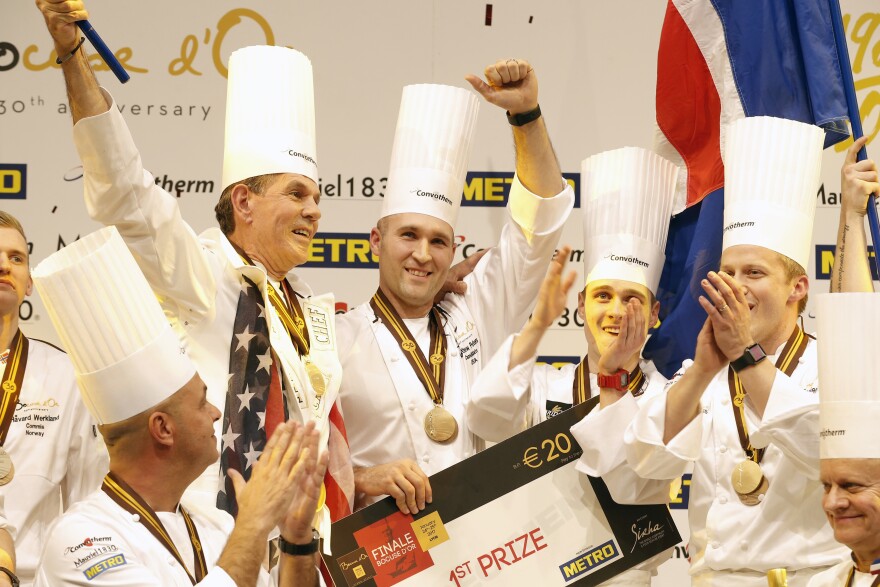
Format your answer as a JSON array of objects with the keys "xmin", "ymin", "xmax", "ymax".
[
  {"xmin": 572, "ymin": 373, "xmax": 675, "ymax": 504},
  {"xmin": 460, "ymin": 174, "xmax": 574, "ymax": 359},
  {"xmin": 624, "ymin": 377, "xmax": 702, "ymax": 481},
  {"xmin": 72, "ymin": 89, "xmax": 217, "ymax": 323},
  {"xmin": 466, "ymin": 334, "xmax": 535, "ymax": 442},
  {"xmin": 749, "ymin": 370, "xmax": 820, "ymax": 480}
]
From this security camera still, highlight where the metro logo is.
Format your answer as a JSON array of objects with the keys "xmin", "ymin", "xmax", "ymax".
[
  {"xmin": 83, "ymin": 555, "xmax": 127, "ymax": 580},
  {"xmin": 304, "ymin": 233, "xmax": 378, "ymax": 268},
  {"xmin": 814, "ymin": 244, "xmax": 878, "ymax": 280},
  {"xmin": 462, "ymin": 172, "xmax": 580, "ymax": 207},
  {"xmin": 0, "ymin": 164, "xmax": 26, "ymax": 199},
  {"xmin": 558, "ymin": 539, "xmax": 619, "ymax": 581}
]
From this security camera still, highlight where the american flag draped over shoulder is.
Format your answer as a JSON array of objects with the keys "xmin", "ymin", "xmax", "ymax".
[
  {"xmin": 217, "ymin": 275, "xmax": 354, "ymax": 524},
  {"xmin": 217, "ymin": 275, "xmax": 279, "ymax": 516}
]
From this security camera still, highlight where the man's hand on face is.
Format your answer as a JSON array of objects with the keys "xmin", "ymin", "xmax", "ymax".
[
  {"xmin": 698, "ymin": 271, "xmax": 754, "ymax": 361},
  {"xmin": 597, "ymin": 298, "xmax": 646, "ymax": 375}
]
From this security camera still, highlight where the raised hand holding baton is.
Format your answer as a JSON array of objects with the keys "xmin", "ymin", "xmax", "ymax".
[{"xmin": 76, "ymin": 20, "xmax": 129, "ymax": 83}]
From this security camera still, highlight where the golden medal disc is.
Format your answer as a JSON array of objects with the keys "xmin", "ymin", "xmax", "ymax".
[
  {"xmin": 0, "ymin": 447, "xmax": 14, "ymax": 486},
  {"xmin": 731, "ymin": 459, "xmax": 768, "ymax": 506},
  {"xmin": 305, "ymin": 361, "xmax": 326, "ymax": 397},
  {"xmin": 424, "ymin": 405, "xmax": 458, "ymax": 443}
]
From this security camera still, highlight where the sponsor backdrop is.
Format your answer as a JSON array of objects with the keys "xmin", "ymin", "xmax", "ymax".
[{"xmin": 2, "ymin": 1, "xmax": 879, "ymax": 584}]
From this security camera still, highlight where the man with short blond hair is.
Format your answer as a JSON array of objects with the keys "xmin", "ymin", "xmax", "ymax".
[{"xmin": 625, "ymin": 116, "xmax": 845, "ymax": 586}]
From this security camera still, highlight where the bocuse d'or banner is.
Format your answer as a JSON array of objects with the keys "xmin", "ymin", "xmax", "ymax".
[{"xmin": 2, "ymin": 1, "xmax": 880, "ymax": 585}]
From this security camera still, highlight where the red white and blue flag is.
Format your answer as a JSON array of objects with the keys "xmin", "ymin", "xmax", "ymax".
[{"xmin": 643, "ymin": 0, "xmax": 851, "ymax": 377}]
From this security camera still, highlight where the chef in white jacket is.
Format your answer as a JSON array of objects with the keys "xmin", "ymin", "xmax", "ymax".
[
  {"xmin": 337, "ymin": 60, "xmax": 574, "ymax": 514},
  {"xmin": 808, "ymin": 293, "xmax": 880, "ymax": 586},
  {"xmin": 624, "ymin": 116, "xmax": 846, "ymax": 586},
  {"xmin": 466, "ymin": 147, "xmax": 679, "ymax": 586},
  {"xmin": 36, "ymin": 0, "xmax": 353, "ymax": 534},
  {"xmin": 32, "ymin": 227, "xmax": 326, "ymax": 587}
]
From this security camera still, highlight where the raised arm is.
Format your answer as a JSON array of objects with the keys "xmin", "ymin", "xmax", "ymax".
[
  {"xmin": 36, "ymin": 0, "xmax": 110, "ymax": 122},
  {"xmin": 832, "ymin": 136, "xmax": 878, "ymax": 293},
  {"xmin": 466, "ymin": 59, "xmax": 564, "ymax": 197}
]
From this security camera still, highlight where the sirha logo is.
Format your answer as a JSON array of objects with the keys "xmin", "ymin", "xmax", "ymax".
[
  {"xmin": 411, "ymin": 188, "xmax": 453, "ymax": 206},
  {"xmin": 605, "ymin": 253, "xmax": 649, "ymax": 268},
  {"xmin": 724, "ymin": 221, "xmax": 756, "ymax": 232},
  {"xmin": 281, "ymin": 149, "xmax": 317, "ymax": 167}
]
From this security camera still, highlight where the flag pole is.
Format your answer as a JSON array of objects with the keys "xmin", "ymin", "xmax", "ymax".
[{"xmin": 828, "ymin": 0, "xmax": 880, "ymax": 282}]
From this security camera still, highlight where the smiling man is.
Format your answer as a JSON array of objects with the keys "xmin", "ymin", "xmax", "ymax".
[
  {"xmin": 624, "ymin": 116, "xmax": 846, "ymax": 586},
  {"xmin": 466, "ymin": 147, "xmax": 678, "ymax": 586},
  {"xmin": 336, "ymin": 62, "xmax": 574, "ymax": 514},
  {"xmin": 37, "ymin": 0, "xmax": 353, "ymax": 544},
  {"xmin": 0, "ymin": 212, "xmax": 107, "ymax": 587},
  {"xmin": 803, "ymin": 293, "xmax": 880, "ymax": 587}
]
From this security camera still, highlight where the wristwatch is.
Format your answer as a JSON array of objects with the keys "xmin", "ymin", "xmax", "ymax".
[
  {"xmin": 506, "ymin": 104, "xmax": 542, "ymax": 126},
  {"xmin": 730, "ymin": 343, "xmax": 767, "ymax": 373},
  {"xmin": 279, "ymin": 529, "xmax": 320, "ymax": 556},
  {"xmin": 596, "ymin": 368, "xmax": 630, "ymax": 392},
  {"xmin": 0, "ymin": 567, "xmax": 19, "ymax": 587}
]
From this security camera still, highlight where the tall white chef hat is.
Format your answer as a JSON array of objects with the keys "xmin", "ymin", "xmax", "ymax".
[
  {"xmin": 816, "ymin": 292, "xmax": 880, "ymax": 459},
  {"xmin": 380, "ymin": 84, "xmax": 479, "ymax": 229},
  {"xmin": 581, "ymin": 147, "xmax": 679, "ymax": 293},
  {"xmin": 221, "ymin": 45, "xmax": 318, "ymax": 191},
  {"xmin": 722, "ymin": 116, "xmax": 824, "ymax": 270},
  {"xmin": 32, "ymin": 227, "xmax": 196, "ymax": 425}
]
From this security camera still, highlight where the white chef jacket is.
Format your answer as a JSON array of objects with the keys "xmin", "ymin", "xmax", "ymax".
[
  {"xmin": 466, "ymin": 334, "xmax": 671, "ymax": 585},
  {"xmin": 336, "ymin": 175, "xmax": 573, "ymax": 506},
  {"xmin": 72, "ymin": 90, "xmax": 346, "ymax": 519},
  {"xmin": 807, "ymin": 557, "xmax": 877, "ymax": 587},
  {"xmin": 34, "ymin": 490, "xmax": 270, "ymax": 586},
  {"xmin": 1, "ymin": 338, "xmax": 108, "ymax": 587},
  {"xmin": 625, "ymin": 337, "xmax": 845, "ymax": 585}
]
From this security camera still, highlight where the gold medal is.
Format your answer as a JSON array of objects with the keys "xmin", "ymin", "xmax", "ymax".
[
  {"xmin": 731, "ymin": 459, "xmax": 768, "ymax": 506},
  {"xmin": 0, "ymin": 447, "xmax": 14, "ymax": 486},
  {"xmin": 424, "ymin": 405, "xmax": 458, "ymax": 443},
  {"xmin": 305, "ymin": 361, "xmax": 326, "ymax": 397}
]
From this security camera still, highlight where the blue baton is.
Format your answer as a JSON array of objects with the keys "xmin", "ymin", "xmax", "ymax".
[{"xmin": 76, "ymin": 20, "xmax": 130, "ymax": 84}]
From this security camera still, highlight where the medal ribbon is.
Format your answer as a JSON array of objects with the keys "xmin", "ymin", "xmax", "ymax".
[
  {"xmin": 101, "ymin": 472, "xmax": 206, "ymax": 584},
  {"xmin": 370, "ymin": 289, "xmax": 447, "ymax": 404},
  {"xmin": 843, "ymin": 554, "xmax": 880, "ymax": 586},
  {"xmin": 232, "ymin": 246, "xmax": 311, "ymax": 357},
  {"xmin": 844, "ymin": 566, "xmax": 880, "ymax": 586},
  {"xmin": 727, "ymin": 326, "xmax": 811, "ymax": 464},
  {"xmin": 571, "ymin": 359, "xmax": 645, "ymax": 405},
  {"xmin": 0, "ymin": 330, "xmax": 28, "ymax": 445}
]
